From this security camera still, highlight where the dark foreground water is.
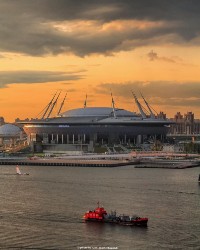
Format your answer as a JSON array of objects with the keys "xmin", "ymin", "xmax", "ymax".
[{"xmin": 0, "ymin": 165, "xmax": 199, "ymax": 250}]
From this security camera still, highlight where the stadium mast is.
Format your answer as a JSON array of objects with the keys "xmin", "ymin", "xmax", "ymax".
[
  {"xmin": 46, "ymin": 91, "xmax": 61, "ymax": 118},
  {"xmin": 140, "ymin": 92, "xmax": 155, "ymax": 118},
  {"xmin": 132, "ymin": 92, "xmax": 146, "ymax": 119},
  {"xmin": 41, "ymin": 91, "xmax": 58, "ymax": 119},
  {"xmin": 84, "ymin": 94, "xmax": 87, "ymax": 108},
  {"xmin": 57, "ymin": 93, "xmax": 67, "ymax": 116},
  {"xmin": 111, "ymin": 92, "xmax": 117, "ymax": 118}
]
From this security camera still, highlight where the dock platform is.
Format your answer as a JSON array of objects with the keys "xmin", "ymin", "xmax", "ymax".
[{"xmin": 136, "ymin": 159, "xmax": 200, "ymax": 169}]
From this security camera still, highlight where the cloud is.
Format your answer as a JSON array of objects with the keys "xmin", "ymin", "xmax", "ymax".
[
  {"xmin": 154, "ymin": 97, "xmax": 200, "ymax": 107},
  {"xmin": 147, "ymin": 50, "xmax": 196, "ymax": 66},
  {"xmin": 147, "ymin": 50, "xmax": 177, "ymax": 63},
  {"xmin": 0, "ymin": 1, "xmax": 200, "ymax": 56},
  {"xmin": 0, "ymin": 70, "xmax": 84, "ymax": 88},
  {"xmin": 147, "ymin": 50, "xmax": 158, "ymax": 61},
  {"xmin": 95, "ymin": 81, "xmax": 200, "ymax": 107}
]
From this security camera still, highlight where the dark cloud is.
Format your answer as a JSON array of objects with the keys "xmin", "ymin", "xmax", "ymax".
[
  {"xmin": 147, "ymin": 50, "xmax": 177, "ymax": 63},
  {"xmin": 0, "ymin": 0, "xmax": 199, "ymax": 56},
  {"xmin": 96, "ymin": 81, "xmax": 200, "ymax": 107},
  {"xmin": 147, "ymin": 50, "xmax": 196, "ymax": 66},
  {"xmin": 147, "ymin": 50, "xmax": 158, "ymax": 61},
  {"xmin": 0, "ymin": 70, "xmax": 84, "ymax": 88},
  {"xmin": 2, "ymin": 0, "xmax": 199, "ymax": 23}
]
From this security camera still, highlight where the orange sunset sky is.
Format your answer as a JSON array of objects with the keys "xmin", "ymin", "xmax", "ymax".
[{"xmin": 0, "ymin": 0, "xmax": 200, "ymax": 122}]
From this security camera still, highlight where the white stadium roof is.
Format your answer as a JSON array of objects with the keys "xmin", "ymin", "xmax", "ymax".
[{"xmin": 61, "ymin": 107, "xmax": 137, "ymax": 117}]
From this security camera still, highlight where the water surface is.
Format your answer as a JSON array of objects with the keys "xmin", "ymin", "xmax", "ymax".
[{"xmin": 0, "ymin": 165, "xmax": 199, "ymax": 249}]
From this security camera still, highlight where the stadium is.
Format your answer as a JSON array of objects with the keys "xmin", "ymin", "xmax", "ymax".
[{"xmin": 19, "ymin": 93, "xmax": 173, "ymax": 153}]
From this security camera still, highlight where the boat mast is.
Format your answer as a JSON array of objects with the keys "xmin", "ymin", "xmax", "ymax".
[
  {"xmin": 84, "ymin": 94, "xmax": 87, "ymax": 108},
  {"xmin": 57, "ymin": 93, "xmax": 67, "ymax": 116},
  {"xmin": 46, "ymin": 91, "xmax": 61, "ymax": 118},
  {"xmin": 41, "ymin": 91, "xmax": 57, "ymax": 119},
  {"xmin": 140, "ymin": 92, "xmax": 155, "ymax": 118},
  {"xmin": 111, "ymin": 92, "xmax": 117, "ymax": 118},
  {"xmin": 132, "ymin": 92, "xmax": 146, "ymax": 119}
]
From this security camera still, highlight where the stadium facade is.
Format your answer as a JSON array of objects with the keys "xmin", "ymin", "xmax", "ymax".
[{"xmin": 19, "ymin": 93, "xmax": 173, "ymax": 153}]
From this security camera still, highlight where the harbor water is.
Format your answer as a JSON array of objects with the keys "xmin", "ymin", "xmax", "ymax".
[{"xmin": 0, "ymin": 165, "xmax": 199, "ymax": 249}]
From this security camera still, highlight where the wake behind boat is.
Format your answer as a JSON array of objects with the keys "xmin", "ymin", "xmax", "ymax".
[{"xmin": 16, "ymin": 166, "xmax": 29, "ymax": 175}]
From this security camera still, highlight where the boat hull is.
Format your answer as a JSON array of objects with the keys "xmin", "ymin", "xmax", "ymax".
[{"xmin": 84, "ymin": 218, "xmax": 148, "ymax": 227}]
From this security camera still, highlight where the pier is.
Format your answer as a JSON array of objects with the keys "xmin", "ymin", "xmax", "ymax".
[{"xmin": 0, "ymin": 158, "xmax": 140, "ymax": 168}]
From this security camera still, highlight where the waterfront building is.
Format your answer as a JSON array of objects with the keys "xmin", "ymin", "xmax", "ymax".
[{"xmin": 18, "ymin": 93, "xmax": 173, "ymax": 153}]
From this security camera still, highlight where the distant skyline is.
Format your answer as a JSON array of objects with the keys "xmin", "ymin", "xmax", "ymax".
[{"xmin": 0, "ymin": 0, "xmax": 200, "ymax": 121}]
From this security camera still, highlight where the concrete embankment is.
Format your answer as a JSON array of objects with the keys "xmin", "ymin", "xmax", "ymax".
[
  {"xmin": 0, "ymin": 158, "xmax": 140, "ymax": 167},
  {"xmin": 1, "ymin": 157, "xmax": 200, "ymax": 169}
]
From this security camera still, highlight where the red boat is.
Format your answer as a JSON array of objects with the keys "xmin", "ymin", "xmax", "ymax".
[{"xmin": 83, "ymin": 203, "xmax": 148, "ymax": 226}]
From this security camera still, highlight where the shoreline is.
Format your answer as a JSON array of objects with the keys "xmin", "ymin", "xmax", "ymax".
[{"xmin": 0, "ymin": 156, "xmax": 200, "ymax": 169}]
